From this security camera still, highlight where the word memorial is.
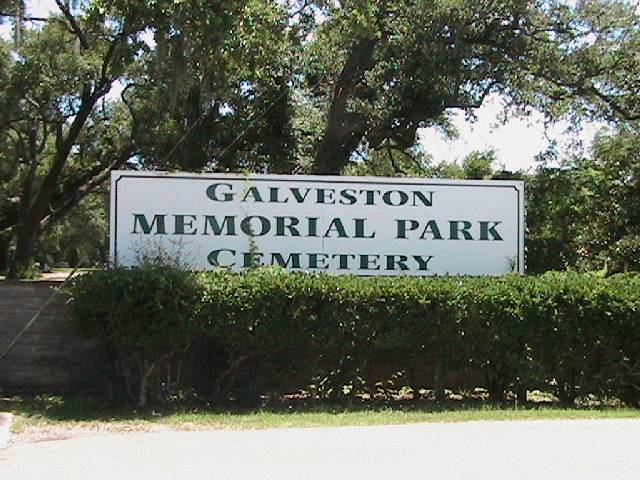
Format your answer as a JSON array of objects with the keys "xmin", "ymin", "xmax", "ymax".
[{"xmin": 111, "ymin": 172, "xmax": 525, "ymax": 275}]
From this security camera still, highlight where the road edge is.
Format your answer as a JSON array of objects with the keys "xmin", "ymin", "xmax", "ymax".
[{"xmin": 0, "ymin": 412, "xmax": 13, "ymax": 449}]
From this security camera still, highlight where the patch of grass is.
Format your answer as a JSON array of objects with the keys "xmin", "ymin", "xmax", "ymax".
[
  {"xmin": 2, "ymin": 394, "xmax": 639, "ymax": 434},
  {"xmin": 155, "ymin": 407, "xmax": 640, "ymax": 431}
]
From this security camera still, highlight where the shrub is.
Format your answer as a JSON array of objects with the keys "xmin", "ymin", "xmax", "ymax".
[
  {"xmin": 68, "ymin": 263, "xmax": 203, "ymax": 407},
  {"xmin": 608, "ymin": 235, "xmax": 640, "ymax": 273},
  {"xmin": 67, "ymin": 268, "xmax": 640, "ymax": 406}
]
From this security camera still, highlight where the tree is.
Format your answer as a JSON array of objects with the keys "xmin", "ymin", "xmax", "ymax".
[
  {"xmin": 0, "ymin": 1, "xmax": 24, "ymax": 46},
  {"xmin": 0, "ymin": 2, "xmax": 147, "ymax": 277},
  {"xmin": 461, "ymin": 149, "xmax": 498, "ymax": 179},
  {"xmin": 525, "ymin": 164, "xmax": 583, "ymax": 273},
  {"xmin": 524, "ymin": 125, "xmax": 640, "ymax": 273},
  {"xmin": 36, "ymin": 191, "xmax": 110, "ymax": 270},
  {"xmin": 569, "ymin": 127, "xmax": 640, "ymax": 272},
  {"xmin": 301, "ymin": 0, "xmax": 640, "ymax": 174},
  {"xmin": 344, "ymin": 146, "xmax": 504, "ymax": 180},
  {"xmin": 510, "ymin": 1, "xmax": 640, "ymax": 124},
  {"xmin": 124, "ymin": 0, "xmax": 295, "ymax": 173},
  {"xmin": 0, "ymin": 0, "xmax": 294, "ymax": 276}
]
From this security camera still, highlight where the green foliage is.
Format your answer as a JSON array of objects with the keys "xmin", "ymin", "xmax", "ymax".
[
  {"xmin": 461, "ymin": 150, "xmax": 498, "ymax": 180},
  {"xmin": 526, "ymin": 126, "xmax": 640, "ymax": 273},
  {"xmin": 37, "ymin": 192, "xmax": 109, "ymax": 268},
  {"xmin": 68, "ymin": 263, "xmax": 202, "ymax": 407},
  {"xmin": 69, "ymin": 268, "xmax": 640, "ymax": 407},
  {"xmin": 126, "ymin": 0, "xmax": 296, "ymax": 173},
  {"xmin": 0, "ymin": 0, "xmax": 296, "ymax": 276},
  {"xmin": 304, "ymin": 0, "xmax": 640, "ymax": 173},
  {"xmin": 509, "ymin": 0, "xmax": 640, "ymax": 123},
  {"xmin": 344, "ymin": 147, "xmax": 504, "ymax": 180},
  {"xmin": 608, "ymin": 235, "xmax": 640, "ymax": 274},
  {"xmin": 0, "ymin": 2, "xmax": 148, "ymax": 276}
]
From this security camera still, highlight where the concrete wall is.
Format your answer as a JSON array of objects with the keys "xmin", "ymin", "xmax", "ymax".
[{"xmin": 0, "ymin": 281, "xmax": 99, "ymax": 393}]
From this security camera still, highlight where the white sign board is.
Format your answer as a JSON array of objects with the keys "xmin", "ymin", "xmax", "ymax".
[{"xmin": 110, "ymin": 171, "xmax": 524, "ymax": 275}]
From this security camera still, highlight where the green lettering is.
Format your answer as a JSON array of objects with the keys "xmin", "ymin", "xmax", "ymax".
[
  {"xmin": 275, "ymin": 217, "xmax": 300, "ymax": 236},
  {"xmin": 479, "ymin": 221, "xmax": 503, "ymax": 241},
  {"xmin": 269, "ymin": 187, "xmax": 288, "ymax": 203},
  {"xmin": 332, "ymin": 254, "xmax": 356, "ymax": 269},
  {"xmin": 382, "ymin": 190, "xmax": 408, "ymax": 206},
  {"xmin": 396, "ymin": 219, "xmax": 419, "ymax": 239},
  {"xmin": 242, "ymin": 187, "xmax": 263, "ymax": 202},
  {"xmin": 420, "ymin": 220, "xmax": 443, "ymax": 240},
  {"xmin": 132, "ymin": 214, "xmax": 166, "ymax": 234},
  {"xmin": 359, "ymin": 254, "xmax": 380, "ymax": 270},
  {"xmin": 386, "ymin": 255, "xmax": 409, "ymax": 270},
  {"xmin": 324, "ymin": 218, "xmax": 348, "ymax": 238},
  {"xmin": 412, "ymin": 191, "xmax": 433, "ymax": 207},
  {"xmin": 449, "ymin": 220, "xmax": 473, "ymax": 240},
  {"xmin": 316, "ymin": 188, "xmax": 336, "ymax": 204},
  {"xmin": 359, "ymin": 189, "xmax": 380, "ymax": 205},
  {"xmin": 413, "ymin": 255, "xmax": 434, "ymax": 271},
  {"xmin": 290, "ymin": 187, "xmax": 311, "ymax": 203},
  {"xmin": 271, "ymin": 252, "xmax": 301, "ymax": 268},
  {"xmin": 339, "ymin": 189, "xmax": 357, "ymax": 205},
  {"xmin": 206, "ymin": 183, "xmax": 234, "ymax": 202},
  {"xmin": 308, "ymin": 253, "xmax": 329, "ymax": 269},
  {"xmin": 354, "ymin": 218, "xmax": 375, "ymax": 238},
  {"xmin": 307, "ymin": 217, "xmax": 319, "ymax": 237},
  {"xmin": 240, "ymin": 216, "xmax": 270, "ymax": 236},
  {"xmin": 203, "ymin": 216, "xmax": 236, "ymax": 236},
  {"xmin": 207, "ymin": 249, "xmax": 236, "ymax": 267},
  {"xmin": 174, "ymin": 214, "xmax": 197, "ymax": 235},
  {"xmin": 243, "ymin": 251, "xmax": 264, "ymax": 267}
]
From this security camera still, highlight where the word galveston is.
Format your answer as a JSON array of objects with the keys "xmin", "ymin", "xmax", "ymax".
[{"xmin": 205, "ymin": 183, "xmax": 435, "ymax": 207}]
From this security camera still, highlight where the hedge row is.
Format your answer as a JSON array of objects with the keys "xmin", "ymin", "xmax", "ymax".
[{"xmin": 68, "ymin": 267, "xmax": 640, "ymax": 407}]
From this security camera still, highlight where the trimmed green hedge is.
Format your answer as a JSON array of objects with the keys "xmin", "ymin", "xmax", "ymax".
[
  {"xmin": 69, "ymin": 264, "xmax": 201, "ymax": 407},
  {"xmin": 68, "ymin": 268, "xmax": 640, "ymax": 406}
]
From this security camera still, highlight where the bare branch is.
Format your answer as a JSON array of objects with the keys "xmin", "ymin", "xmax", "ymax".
[
  {"xmin": 0, "ymin": 11, "xmax": 51, "ymax": 22},
  {"xmin": 54, "ymin": 0, "xmax": 90, "ymax": 50}
]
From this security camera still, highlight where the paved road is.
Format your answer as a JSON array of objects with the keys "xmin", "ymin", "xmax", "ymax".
[{"xmin": 1, "ymin": 419, "xmax": 639, "ymax": 480}]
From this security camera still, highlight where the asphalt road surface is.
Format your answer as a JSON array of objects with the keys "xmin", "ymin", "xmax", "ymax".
[{"xmin": 1, "ymin": 419, "xmax": 639, "ymax": 480}]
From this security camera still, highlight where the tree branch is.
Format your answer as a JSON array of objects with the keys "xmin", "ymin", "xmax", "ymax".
[
  {"xmin": 40, "ymin": 145, "xmax": 134, "ymax": 230},
  {"xmin": 54, "ymin": 0, "xmax": 90, "ymax": 50}
]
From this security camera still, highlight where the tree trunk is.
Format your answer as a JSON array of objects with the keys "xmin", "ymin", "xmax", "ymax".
[
  {"xmin": 0, "ymin": 233, "xmax": 10, "ymax": 275},
  {"xmin": 312, "ymin": 38, "xmax": 376, "ymax": 175},
  {"xmin": 138, "ymin": 371, "xmax": 149, "ymax": 409},
  {"xmin": 434, "ymin": 357, "xmax": 447, "ymax": 402},
  {"xmin": 8, "ymin": 214, "xmax": 40, "ymax": 278},
  {"xmin": 516, "ymin": 383, "xmax": 528, "ymax": 405},
  {"xmin": 313, "ymin": 124, "xmax": 365, "ymax": 175}
]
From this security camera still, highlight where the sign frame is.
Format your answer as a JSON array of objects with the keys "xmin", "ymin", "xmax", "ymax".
[{"xmin": 110, "ymin": 171, "xmax": 525, "ymax": 275}]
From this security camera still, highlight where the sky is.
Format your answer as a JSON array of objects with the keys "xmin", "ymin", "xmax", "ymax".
[
  {"xmin": 419, "ymin": 96, "xmax": 606, "ymax": 172},
  {"xmin": 1, "ymin": 0, "xmax": 607, "ymax": 172}
]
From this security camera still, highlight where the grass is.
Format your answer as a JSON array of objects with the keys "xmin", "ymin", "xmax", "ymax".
[{"xmin": 3, "ymin": 394, "xmax": 639, "ymax": 434}]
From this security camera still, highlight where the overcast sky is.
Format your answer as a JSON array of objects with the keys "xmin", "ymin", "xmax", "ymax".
[{"xmin": 1, "ymin": 0, "xmax": 606, "ymax": 172}]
